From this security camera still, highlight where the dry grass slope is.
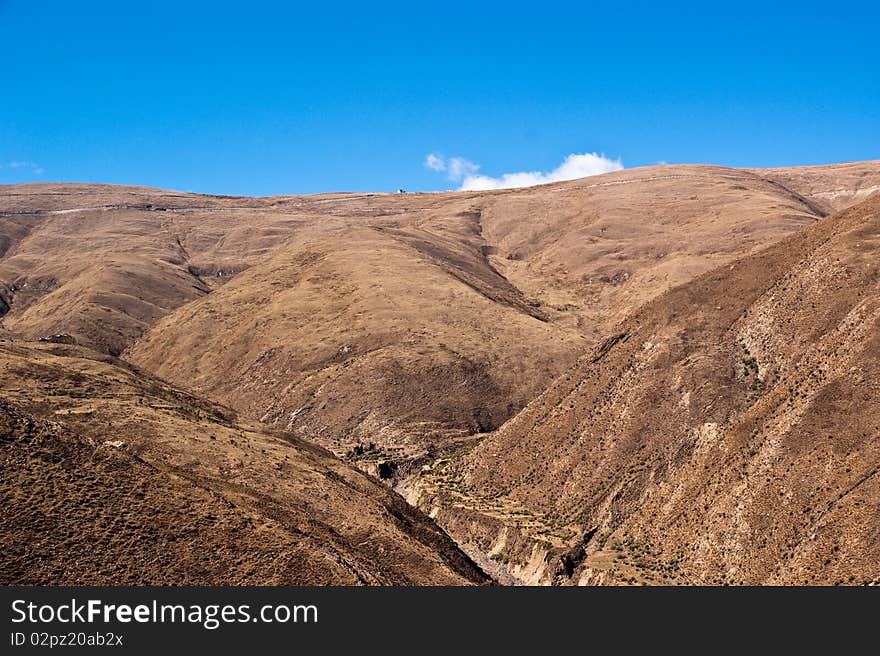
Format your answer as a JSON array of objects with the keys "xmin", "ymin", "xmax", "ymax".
[
  {"xmin": 418, "ymin": 195, "xmax": 880, "ymax": 585},
  {"xmin": 0, "ymin": 342, "xmax": 487, "ymax": 585}
]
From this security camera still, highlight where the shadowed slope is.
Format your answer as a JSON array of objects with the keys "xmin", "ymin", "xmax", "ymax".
[{"xmin": 127, "ymin": 218, "xmax": 584, "ymax": 459}]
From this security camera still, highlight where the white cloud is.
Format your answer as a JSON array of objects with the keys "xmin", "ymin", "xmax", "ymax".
[
  {"xmin": 1, "ymin": 161, "xmax": 44, "ymax": 175},
  {"xmin": 465, "ymin": 152, "xmax": 622, "ymax": 190},
  {"xmin": 424, "ymin": 153, "xmax": 446, "ymax": 172},
  {"xmin": 424, "ymin": 153, "xmax": 481, "ymax": 183},
  {"xmin": 446, "ymin": 156, "xmax": 479, "ymax": 181},
  {"xmin": 424, "ymin": 151, "xmax": 622, "ymax": 190}
]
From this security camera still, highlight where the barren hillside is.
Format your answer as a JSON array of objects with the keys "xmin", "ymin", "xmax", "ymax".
[
  {"xmin": 5, "ymin": 166, "xmax": 877, "ymax": 464},
  {"xmin": 413, "ymin": 194, "xmax": 880, "ymax": 585},
  {"xmin": 0, "ymin": 341, "xmax": 486, "ymax": 585},
  {"xmin": 753, "ymin": 160, "xmax": 880, "ymax": 213},
  {"xmin": 121, "ymin": 163, "xmax": 880, "ymax": 462},
  {"xmin": 2, "ymin": 161, "xmax": 879, "ymax": 586}
]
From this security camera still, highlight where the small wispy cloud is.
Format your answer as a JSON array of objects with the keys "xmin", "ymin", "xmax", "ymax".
[
  {"xmin": 446, "ymin": 157, "xmax": 479, "ymax": 181},
  {"xmin": 1, "ymin": 161, "xmax": 44, "ymax": 175},
  {"xmin": 424, "ymin": 153, "xmax": 480, "ymax": 180},
  {"xmin": 424, "ymin": 151, "xmax": 622, "ymax": 191},
  {"xmin": 424, "ymin": 153, "xmax": 446, "ymax": 172}
]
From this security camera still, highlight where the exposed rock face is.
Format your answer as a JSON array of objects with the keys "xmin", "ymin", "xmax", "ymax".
[{"xmin": 37, "ymin": 333, "xmax": 76, "ymax": 345}]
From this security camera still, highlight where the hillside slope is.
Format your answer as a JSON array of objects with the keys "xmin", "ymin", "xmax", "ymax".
[
  {"xmin": 753, "ymin": 160, "xmax": 880, "ymax": 213},
  {"xmin": 414, "ymin": 194, "xmax": 880, "ymax": 585},
  {"xmin": 0, "ymin": 341, "xmax": 487, "ymax": 585}
]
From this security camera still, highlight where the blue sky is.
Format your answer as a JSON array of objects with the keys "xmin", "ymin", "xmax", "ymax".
[{"xmin": 2, "ymin": 1, "xmax": 878, "ymax": 195}]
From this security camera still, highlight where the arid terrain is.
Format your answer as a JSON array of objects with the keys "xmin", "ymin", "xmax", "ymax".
[{"xmin": 2, "ymin": 160, "xmax": 879, "ymax": 585}]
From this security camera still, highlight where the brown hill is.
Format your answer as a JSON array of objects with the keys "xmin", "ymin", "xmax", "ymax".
[
  {"xmin": 413, "ymin": 194, "xmax": 880, "ymax": 585},
  {"xmin": 752, "ymin": 159, "xmax": 880, "ymax": 213},
  {"xmin": 2, "ymin": 161, "xmax": 879, "ymax": 586},
  {"xmin": 121, "ymin": 163, "xmax": 877, "ymax": 463},
  {"xmin": 0, "ymin": 341, "xmax": 486, "ymax": 585}
]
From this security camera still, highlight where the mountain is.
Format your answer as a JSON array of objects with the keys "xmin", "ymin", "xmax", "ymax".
[
  {"xmin": 127, "ymin": 163, "xmax": 836, "ymax": 460},
  {"xmin": 2, "ymin": 160, "xmax": 879, "ymax": 586},
  {"xmin": 413, "ymin": 193, "xmax": 880, "ymax": 585},
  {"xmin": 5, "ymin": 162, "xmax": 865, "ymax": 472}
]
